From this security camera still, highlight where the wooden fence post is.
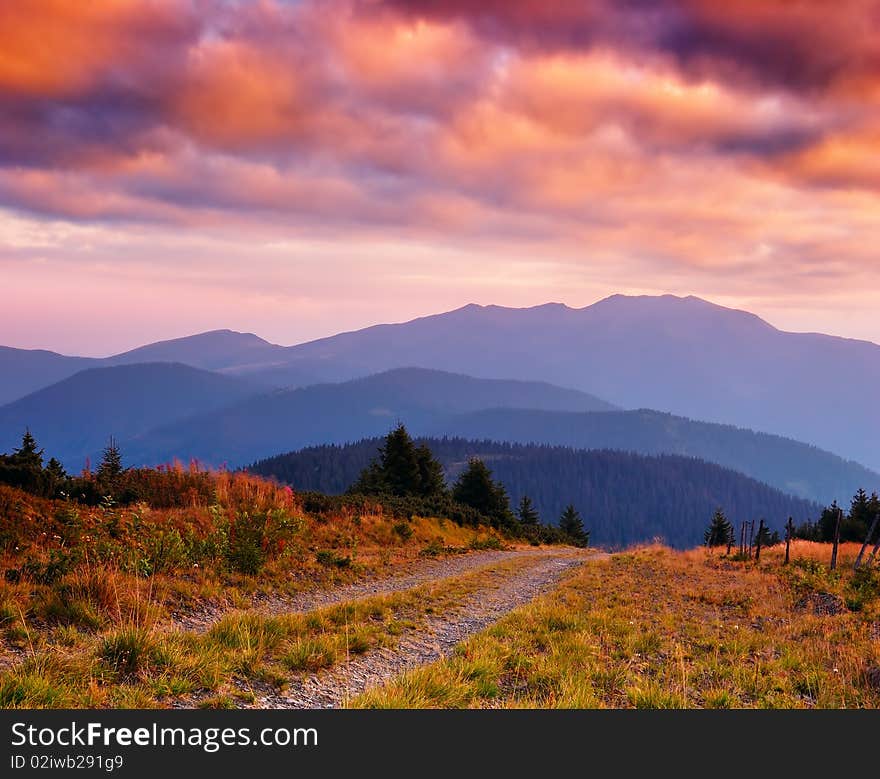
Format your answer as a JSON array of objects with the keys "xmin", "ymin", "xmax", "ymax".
[
  {"xmin": 830, "ymin": 506, "xmax": 843, "ymax": 571},
  {"xmin": 854, "ymin": 511, "xmax": 880, "ymax": 570},
  {"xmin": 784, "ymin": 517, "xmax": 793, "ymax": 565},
  {"xmin": 755, "ymin": 519, "xmax": 765, "ymax": 561}
]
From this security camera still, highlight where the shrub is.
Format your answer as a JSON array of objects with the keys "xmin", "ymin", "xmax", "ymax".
[
  {"xmin": 141, "ymin": 527, "xmax": 188, "ymax": 573},
  {"xmin": 392, "ymin": 521, "xmax": 413, "ymax": 541},
  {"xmin": 316, "ymin": 550, "xmax": 352, "ymax": 568}
]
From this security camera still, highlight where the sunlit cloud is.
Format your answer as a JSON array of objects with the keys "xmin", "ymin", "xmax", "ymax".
[{"xmin": 0, "ymin": 0, "xmax": 879, "ymax": 352}]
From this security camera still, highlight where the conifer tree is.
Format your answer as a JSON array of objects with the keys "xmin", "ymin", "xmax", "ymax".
[
  {"xmin": 559, "ymin": 504, "xmax": 589, "ymax": 546},
  {"xmin": 0, "ymin": 429, "xmax": 47, "ymax": 494},
  {"xmin": 96, "ymin": 436, "xmax": 124, "ymax": 489},
  {"xmin": 754, "ymin": 521, "xmax": 779, "ymax": 548},
  {"xmin": 452, "ymin": 458, "xmax": 512, "ymax": 525},
  {"xmin": 13, "ymin": 429, "xmax": 43, "ymax": 471},
  {"xmin": 704, "ymin": 508, "xmax": 733, "ymax": 547},
  {"xmin": 415, "ymin": 443, "xmax": 446, "ymax": 497},
  {"xmin": 818, "ymin": 501, "xmax": 842, "ymax": 542},
  {"xmin": 349, "ymin": 425, "xmax": 446, "ymax": 498},
  {"xmin": 45, "ymin": 457, "xmax": 68, "ymax": 496},
  {"xmin": 517, "ymin": 495, "xmax": 540, "ymax": 526},
  {"xmin": 379, "ymin": 424, "xmax": 421, "ymax": 496}
]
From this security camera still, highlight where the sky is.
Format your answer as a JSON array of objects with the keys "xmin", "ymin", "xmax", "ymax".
[{"xmin": 1, "ymin": 0, "xmax": 879, "ymax": 356}]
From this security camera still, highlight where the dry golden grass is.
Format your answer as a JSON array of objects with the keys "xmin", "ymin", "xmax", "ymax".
[
  {"xmin": 353, "ymin": 544, "xmax": 880, "ymax": 709},
  {"xmin": 0, "ymin": 555, "xmax": 538, "ymax": 708},
  {"xmin": 0, "ymin": 476, "xmax": 512, "ymax": 656}
]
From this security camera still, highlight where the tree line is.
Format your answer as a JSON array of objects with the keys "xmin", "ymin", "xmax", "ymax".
[
  {"xmin": 345, "ymin": 424, "xmax": 589, "ymax": 546},
  {"xmin": 0, "ymin": 430, "xmax": 128, "ymax": 505},
  {"xmin": 248, "ymin": 434, "xmax": 821, "ymax": 548},
  {"xmin": 0, "ymin": 427, "xmax": 592, "ymax": 547}
]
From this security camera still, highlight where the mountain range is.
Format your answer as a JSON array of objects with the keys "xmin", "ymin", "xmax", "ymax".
[
  {"xmin": 0, "ymin": 363, "xmax": 257, "ymax": 470},
  {"xmin": 2, "ymin": 294, "xmax": 878, "ymax": 524},
  {"xmin": 4, "ymin": 294, "xmax": 879, "ymax": 473}
]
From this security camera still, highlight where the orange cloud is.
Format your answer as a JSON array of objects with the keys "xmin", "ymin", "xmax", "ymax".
[
  {"xmin": 0, "ymin": 0, "xmax": 878, "ymax": 341},
  {"xmin": 0, "ymin": 0, "xmax": 196, "ymax": 96}
]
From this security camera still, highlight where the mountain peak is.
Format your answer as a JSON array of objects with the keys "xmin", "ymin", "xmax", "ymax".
[{"xmin": 588, "ymin": 293, "xmax": 776, "ymax": 330}]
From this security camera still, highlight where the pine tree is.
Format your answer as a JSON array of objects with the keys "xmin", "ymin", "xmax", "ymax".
[
  {"xmin": 349, "ymin": 459, "xmax": 386, "ymax": 495},
  {"xmin": 0, "ymin": 429, "xmax": 47, "ymax": 495},
  {"xmin": 517, "ymin": 495, "xmax": 540, "ymax": 526},
  {"xmin": 452, "ymin": 458, "xmax": 511, "ymax": 525},
  {"xmin": 415, "ymin": 444, "xmax": 446, "ymax": 497},
  {"xmin": 818, "ymin": 501, "xmax": 842, "ymax": 542},
  {"xmin": 378, "ymin": 424, "xmax": 420, "ymax": 496},
  {"xmin": 13, "ymin": 429, "xmax": 43, "ymax": 471},
  {"xmin": 45, "ymin": 457, "xmax": 67, "ymax": 481},
  {"xmin": 45, "ymin": 457, "xmax": 68, "ymax": 496},
  {"xmin": 754, "ymin": 520, "xmax": 779, "ymax": 548},
  {"xmin": 704, "ymin": 508, "xmax": 733, "ymax": 547},
  {"xmin": 96, "ymin": 436, "xmax": 124, "ymax": 488},
  {"xmin": 559, "ymin": 504, "xmax": 589, "ymax": 547},
  {"xmin": 349, "ymin": 426, "xmax": 446, "ymax": 498},
  {"xmin": 845, "ymin": 488, "xmax": 874, "ymax": 542}
]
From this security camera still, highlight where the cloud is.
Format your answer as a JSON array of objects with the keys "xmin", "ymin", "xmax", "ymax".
[{"xmin": 1, "ymin": 0, "xmax": 879, "ymax": 352}]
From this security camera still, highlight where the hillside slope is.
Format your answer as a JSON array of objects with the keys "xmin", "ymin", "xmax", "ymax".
[
  {"xmin": 122, "ymin": 368, "xmax": 616, "ymax": 467},
  {"xmin": 0, "ymin": 363, "xmax": 259, "ymax": 470},
  {"xmin": 0, "ymin": 346, "xmax": 96, "ymax": 406},
  {"xmin": 262, "ymin": 295, "xmax": 880, "ymax": 470},
  {"xmin": 428, "ymin": 408, "xmax": 879, "ymax": 504},
  {"xmin": 248, "ymin": 437, "xmax": 822, "ymax": 548}
]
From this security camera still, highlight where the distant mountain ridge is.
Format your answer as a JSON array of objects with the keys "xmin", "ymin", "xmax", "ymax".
[
  {"xmin": 0, "ymin": 363, "xmax": 259, "ymax": 471},
  {"xmin": 248, "ymin": 437, "xmax": 822, "ymax": 549},
  {"xmin": 0, "ymin": 330, "xmax": 288, "ymax": 406},
  {"xmin": 2, "ymin": 361, "xmax": 874, "ymax": 507},
  {"xmin": 428, "ymin": 408, "xmax": 880, "ymax": 505},
  {"xmin": 120, "ymin": 367, "xmax": 616, "ymax": 468},
  {"xmin": 272, "ymin": 295, "xmax": 880, "ymax": 470},
  {"xmin": 3, "ymin": 293, "xmax": 879, "ymax": 470}
]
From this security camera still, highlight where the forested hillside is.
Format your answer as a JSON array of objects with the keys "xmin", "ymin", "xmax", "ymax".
[{"xmin": 249, "ymin": 438, "xmax": 821, "ymax": 548}]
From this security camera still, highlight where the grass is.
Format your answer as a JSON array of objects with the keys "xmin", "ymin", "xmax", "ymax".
[
  {"xmin": 352, "ymin": 543, "xmax": 880, "ymax": 709},
  {"xmin": 0, "ymin": 477, "xmax": 512, "ymax": 648},
  {"xmin": 0, "ymin": 555, "xmax": 538, "ymax": 708}
]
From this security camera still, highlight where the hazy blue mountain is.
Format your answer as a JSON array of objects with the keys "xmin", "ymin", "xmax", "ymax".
[
  {"xmin": 0, "ymin": 346, "xmax": 96, "ymax": 406},
  {"xmin": 427, "ymin": 408, "xmax": 879, "ymax": 505},
  {"xmin": 0, "ymin": 330, "xmax": 292, "ymax": 405},
  {"xmin": 260, "ymin": 295, "xmax": 880, "ymax": 470},
  {"xmin": 0, "ymin": 363, "xmax": 259, "ymax": 471},
  {"xmin": 104, "ymin": 329, "xmax": 285, "ymax": 372},
  {"xmin": 122, "ymin": 367, "xmax": 616, "ymax": 468},
  {"xmin": 4, "ymin": 294, "xmax": 878, "ymax": 471},
  {"xmin": 248, "ymin": 437, "xmax": 822, "ymax": 549}
]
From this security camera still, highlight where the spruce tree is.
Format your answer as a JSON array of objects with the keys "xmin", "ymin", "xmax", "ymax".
[
  {"xmin": 45, "ymin": 457, "xmax": 68, "ymax": 496},
  {"xmin": 452, "ymin": 458, "xmax": 511, "ymax": 525},
  {"xmin": 415, "ymin": 444, "xmax": 446, "ymax": 498},
  {"xmin": 349, "ymin": 459, "xmax": 386, "ymax": 495},
  {"xmin": 754, "ymin": 522, "xmax": 778, "ymax": 548},
  {"xmin": 378, "ymin": 424, "xmax": 421, "ymax": 496},
  {"xmin": 846, "ymin": 488, "xmax": 874, "ymax": 542},
  {"xmin": 96, "ymin": 436, "xmax": 124, "ymax": 488},
  {"xmin": 517, "ymin": 495, "xmax": 540, "ymax": 526},
  {"xmin": 818, "ymin": 501, "xmax": 842, "ymax": 542},
  {"xmin": 704, "ymin": 508, "xmax": 733, "ymax": 547},
  {"xmin": 559, "ymin": 504, "xmax": 589, "ymax": 547},
  {"xmin": 349, "ymin": 425, "xmax": 446, "ymax": 498},
  {"xmin": 0, "ymin": 429, "xmax": 47, "ymax": 494},
  {"xmin": 13, "ymin": 429, "xmax": 43, "ymax": 471}
]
